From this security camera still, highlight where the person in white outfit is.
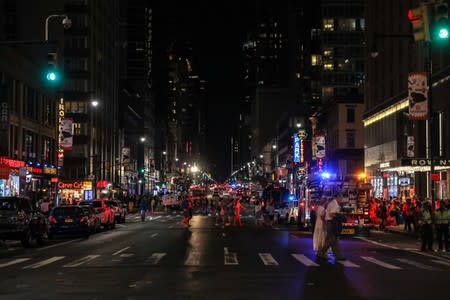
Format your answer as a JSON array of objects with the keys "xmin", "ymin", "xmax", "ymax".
[{"xmin": 313, "ymin": 197, "xmax": 328, "ymax": 253}]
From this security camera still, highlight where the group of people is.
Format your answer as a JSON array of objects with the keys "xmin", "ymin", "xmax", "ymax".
[
  {"xmin": 254, "ymin": 200, "xmax": 275, "ymax": 228},
  {"xmin": 369, "ymin": 196, "xmax": 450, "ymax": 252},
  {"xmin": 313, "ymin": 193, "xmax": 346, "ymax": 261},
  {"xmin": 214, "ymin": 197, "xmax": 246, "ymax": 227}
]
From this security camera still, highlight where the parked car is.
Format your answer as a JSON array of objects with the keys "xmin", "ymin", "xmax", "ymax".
[
  {"xmin": 90, "ymin": 200, "xmax": 115, "ymax": 229},
  {"xmin": 49, "ymin": 206, "xmax": 90, "ymax": 238},
  {"xmin": 0, "ymin": 197, "xmax": 49, "ymax": 247},
  {"xmin": 107, "ymin": 200, "xmax": 126, "ymax": 223},
  {"xmin": 79, "ymin": 205, "xmax": 101, "ymax": 233}
]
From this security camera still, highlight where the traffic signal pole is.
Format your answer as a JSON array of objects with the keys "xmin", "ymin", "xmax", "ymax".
[{"xmin": 426, "ymin": 41, "xmax": 436, "ymax": 224}]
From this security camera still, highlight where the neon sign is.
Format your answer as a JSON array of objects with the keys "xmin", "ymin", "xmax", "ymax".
[{"xmin": 294, "ymin": 135, "xmax": 300, "ymax": 163}]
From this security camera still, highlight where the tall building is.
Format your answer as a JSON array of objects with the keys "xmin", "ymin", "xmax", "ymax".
[
  {"xmin": 364, "ymin": 0, "xmax": 450, "ymax": 200},
  {"xmin": 61, "ymin": 0, "xmax": 121, "ymax": 200},
  {"xmin": 0, "ymin": 0, "xmax": 61, "ymax": 199},
  {"xmin": 313, "ymin": 0, "xmax": 366, "ymax": 178},
  {"xmin": 118, "ymin": 0, "xmax": 156, "ymax": 196}
]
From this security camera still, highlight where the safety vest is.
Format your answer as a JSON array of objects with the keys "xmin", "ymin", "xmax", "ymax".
[
  {"xmin": 419, "ymin": 209, "xmax": 432, "ymax": 225},
  {"xmin": 436, "ymin": 210, "xmax": 450, "ymax": 225}
]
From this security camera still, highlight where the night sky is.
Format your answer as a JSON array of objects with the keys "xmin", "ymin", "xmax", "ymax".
[{"xmin": 157, "ymin": 1, "xmax": 255, "ymax": 181}]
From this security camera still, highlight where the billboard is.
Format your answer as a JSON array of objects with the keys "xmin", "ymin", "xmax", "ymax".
[
  {"xmin": 408, "ymin": 72, "xmax": 428, "ymax": 120},
  {"xmin": 315, "ymin": 135, "xmax": 326, "ymax": 159},
  {"xmin": 59, "ymin": 117, "xmax": 73, "ymax": 150}
]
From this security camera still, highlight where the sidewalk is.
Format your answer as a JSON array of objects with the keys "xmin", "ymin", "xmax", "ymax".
[{"xmin": 374, "ymin": 224, "xmax": 420, "ymax": 238}]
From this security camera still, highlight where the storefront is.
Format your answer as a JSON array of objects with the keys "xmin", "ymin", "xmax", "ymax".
[
  {"xmin": 0, "ymin": 157, "xmax": 25, "ymax": 196},
  {"xmin": 58, "ymin": 180, "xmax": 93, "ymax": 204}
]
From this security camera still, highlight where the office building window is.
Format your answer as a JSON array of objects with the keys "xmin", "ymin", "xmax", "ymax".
[
  {"xmin": 323, "ymin": 48, "xmax": 333, "ymax": 58},
  {"xmin": 323, "ymin": 61, "xmax": 334, "ymax": 70},
  {"xmin": 323, "ymin": 19, "xmax": 334, "ymax": 31},
  {"xmin": 338, "ymin": 19, "xmax": 356, "ymax": 31},
  {"xmin": 311, "ymin": 54, "xmax": 322, "ymax": 66},
  {"xmin": 347, "ymin": 108, "xmax": 355, "ymax": 123},
  {"xmin": 346, "ymin": 131, "xmax": 356, "ymax": 148}
]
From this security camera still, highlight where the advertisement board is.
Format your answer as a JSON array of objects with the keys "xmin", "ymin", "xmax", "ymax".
[{"xmin": 408, "ymin": 72, "xmax": 428, "ymax": 120}]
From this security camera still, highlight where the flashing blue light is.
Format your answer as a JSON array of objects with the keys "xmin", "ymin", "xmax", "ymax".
[
  {"xmin": 28, "ymin": 161, "xmax": 33, "ymax": 165},
  {"xmin": 288, "ymin": 194, "xmax": 296, "ymax": 201},
  {"xmin": 321, "ymin": 172, "xmax": 331, "ymax": 179},
  {"xmin": 231, "ymin": 184, "xmax": 237, "ymax": 189},
  {"xmin": 36, "ymin": 163, "xmax": 40, "ymax": 167}
]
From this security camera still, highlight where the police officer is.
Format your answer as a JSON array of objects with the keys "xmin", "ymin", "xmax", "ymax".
[
  {"xmin": 435, "ymin": 202, "xmax": 449, "ymax": 252},
  {"xmin": 418, "ymin": 201, "xmax": 433, "ymax": 252}
]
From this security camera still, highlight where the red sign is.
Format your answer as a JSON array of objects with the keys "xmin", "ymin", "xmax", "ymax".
[
  {"xmin": 96, "ymin": 180, "xmax": 108, "ymax": 188},
  {"xmin": 0, "ymin": 157, "xmax": 25, "ymax": 168},
  {"xmin": 0, "ymin": 164, "xmax": 10, "ymax": 179},
  {"xmin": 51, "ymin": 177, "xmax": 59, "ymax": 183},
  {"xmin": 431, "ymin": 173, "xmax": 441, "ymax": 181},
  {"xmin": 58, "ymin": 181, "xmax": 84, "ymax": 189},
  {"xmin": 26, "ymin": 166, "xmax": 43, "ymax": 174}
]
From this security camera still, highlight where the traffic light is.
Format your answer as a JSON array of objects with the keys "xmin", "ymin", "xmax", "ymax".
[
  {"xmin": 46, "ymin": 52, "xmax": 59, "ymax": 82},
  {"xmin": 408, "ymin": 5, "xmax": 431, "ymax": 42},
  {"xmin": 432, "ymin": 1, "xmax": 449, "ymax": 40},
  {"xmin": 139, "ymin": 167, "xmax": 145, "ymax": 174}
]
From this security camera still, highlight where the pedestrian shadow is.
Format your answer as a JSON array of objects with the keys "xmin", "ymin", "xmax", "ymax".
[{"xmin": 295, "ymin": 261, "xmax": 365, "ymax": 300}]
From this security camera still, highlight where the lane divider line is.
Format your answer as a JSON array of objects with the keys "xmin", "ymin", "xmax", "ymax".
[
  {"xmin": 63, "ymin": 255, "xmax": 100, "ymax": 268},
  {"xmin": 396, "ymin": 258, "xmax": 440, "ymax": 271},
  {"xmin": 23, "ymin": 256, "xmax": 65, "ymax": 269},
  {"xmin": 0, "ymin": 258, "xmax": 31, "ymax": 268},
  {"xmin": 112, "ymin": 246, "xmax": 130, "ymax": 256},
  {"xmin": 291, "ymin": 254, "xmax": 319, "ymax": 267},
  {"xmin": 361, "ymin": 256, "xmax": 402, "ymax": 270},
  {"xmin": 146, "ymin": 253, "xmax": 166, "ymax": 265}
]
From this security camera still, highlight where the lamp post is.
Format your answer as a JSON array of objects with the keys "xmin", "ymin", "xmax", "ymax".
[{"xmin": 45, "ymin": 14, "xmax": 71, "ymax": 41}]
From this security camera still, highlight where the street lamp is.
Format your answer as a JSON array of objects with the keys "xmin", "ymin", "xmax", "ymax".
[
  {"xmin": 296, "ymin": 123, "xmax": 302, "ymax": 128},
  {"xmin": 45, "ymin": 15, "xmax": 72, "ymax": 41},
  {"xmin": 140, "ymin": 137, "xmax": 146, "ymax": 142},
  {"xmin": 259, "ymin": 154, "xmax": 264, "ymax": 159},
  {"xmin": 272, "ymin": 144, "xmax": 277, "ymax": 149},
  {"xmin": 91, "ymin": 100, "xmax": 99, "ymax": 107}
]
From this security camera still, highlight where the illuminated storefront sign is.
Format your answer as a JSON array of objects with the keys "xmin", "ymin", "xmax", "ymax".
[
  {"xmin": 300, "ymin": 139, "xmax": 304, "ymax": 163},
  {"xmin": 26, "ymin": 166, "xmax": 43, "ymax": 174},
  {"xmin": 44, "ymin": 167, "xmax": 57, "ymax": 175},
  {"xmin": 58, "ymin": 181, "xmax": 93, "ymax": 190},
  {"xmin": 0, "ymin": 157, "xmax": 25, "ymax": 168},
  {"xmin": 293, "ymin": 135, "xmax": 300, "ymax": 163},
  {"xmin": 58, "ymin": 98, "xmax": 65, "ymax": 166}
]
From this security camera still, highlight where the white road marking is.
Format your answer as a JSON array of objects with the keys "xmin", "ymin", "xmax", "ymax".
[
  {"xmin": 185, "ymin": 250, "xmax": 201, "ymax": 266},
  {"xmin": 432, "ymin": 259, "xmax": 450, "ymax": 267},
  {"xmin": 116, "ymin": 224, "xmax": 126, "ymax": 228},
  {"xmin": 337, "ymin": 260, "xmax": 360, "ymax": 268},
  {"xmin": 224, "ymin": 247, "xmax": 239, "ymax": 265},
  {"xmin": 356, "ymin": 237, "xmax": 399, "ymax": 250},
  {"xmin": 168, "ymin": 225, "xmax": 173, "ymax": 229},
  {"xmin": 63, "ymin": 255, "xmax": 100, "ymax": 268},
  {"xmin": 258, "ymin": 253, "xmax": 279, "ymax": 266},
  {"xmin": 0, "ymin": 258, "xmax": 31, "ymax": 268},
  {"xmin": 146, "ymin": 253, "xmax": 166, "ymax": 265},
  {"xmin": 23, "ymin": 256, "xmax": 65, "ymax": 269},
  {"xmin": 396, "ymin": 258, "xmax": 439, "ymax": 271},
  {"xmin": 38, "ymin": 239, "xmax": 82, "ymax": 251},
  {"xmin": 150, "ymin": 233, "xmax": 159, "ymax": 238},
  {"xmin": 361, "ymin": 256, "xmax": 402, "ymax": 270},
  {"xmin": 120, "ymin": 253, "xmax": 134, "ymax": 258},
  {"xmin": 291, "ymin": 254, "xmax": 319, "ymax": 267},
  {"xmin": 112, "ymin": 246, "xmax": 131, "ymax": 256}
]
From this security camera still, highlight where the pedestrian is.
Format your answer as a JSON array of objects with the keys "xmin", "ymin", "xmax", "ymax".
[
  {"xmin": 403, "ymin": 199, "xmax": 414, "ymax": 232},
  {"xmin": 265, "ymin": 200, "xmax": 275, "ymax": 228},
  {"xmin": 313, "ymin": 197, "xmax": 328, "ymax": 254},
  {"xmin": 435, "ymin": 201, "xmax": 449, "ymax": 252},
  {"xmin": 255, "ymin": 201, "xmax": 263, "ymax": 226},
  {"xmin": 181, "ymin": 196, "xmax": 190, "ymax": 227},
  {"xmin": 226, "ymin": 198, "xmax": 235, "ymax": 226},
  {"xmin": 418, "ymin": 201, "xmax": 433, "ymax": 252},
  {"xmin": 151, "ymin": 197, "xmax": 156, "ymax": 214},
  {"xmin": 379, "ymin": 201, "xmax": 388, "ymax": 230},
  {"xmin": 234, "ymin": 198, "xmax": 246, "ymax": 227},
  {"xmin": 317, "ymin": 193, "xmax": 346, "ymax": 261}
]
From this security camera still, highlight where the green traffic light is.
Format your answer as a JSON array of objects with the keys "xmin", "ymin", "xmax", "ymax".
[
  {"xmin": 438, "ymin": 28, "xmax": 449, "ymax": 39},
  {"xmin": 46, "ymin": 72, "xmax": 56, "ymax": 81}
]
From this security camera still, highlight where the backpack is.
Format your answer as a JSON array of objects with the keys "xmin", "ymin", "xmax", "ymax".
[{"xmin": 181, "ymin": 199, "xmax": 188, "ymax": 209}]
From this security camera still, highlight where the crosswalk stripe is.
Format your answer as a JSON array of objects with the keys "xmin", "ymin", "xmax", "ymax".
[
  {"xmin": 185, "ymin": 251, "xmax": 201, "ymax": 266},
  {"xmin": 23, "ymin": 256, "xmax": 65, "ymax": 269},
  {"xmin": 432, "ymin": 259, "xmax": 450, "ymax": 267},
  {"xmin": 291, "ymin": 254, "xmax": 319, "ymax": 267},
  {"xmin": 112, "ymin": 247, "xmax": 130, "ymax": 256},
  {"xmin": 258, "ymin": 253, "xmax": 279, "ymax": 266},
  {"xmin": 396, "ymin": 258, "xmax": 439, "ymax": 271},
  {"xmin": 0, "ymin": 258, "xmax": 31, "ymax": 268},
  {"xmin": 146, "ymin": 253, "xmax": 166, "ymax": 265},
  {"xmin": 361, "ymin": 256, "xmax": 402, "ymax": 270},
  {"xmin": 338, "ymin": 260, "xmax": 360, "ymax": 268},
  {"xmin": 63, "ymin": 255, "xmax": 100, "ymax": 268},
  {"xmin": 224, "ymin": 247, "xmax": 239, "ymax": 265},
  {"xmin": 150, "ymin": 233, "xmax": 159, "ymax": 238}
]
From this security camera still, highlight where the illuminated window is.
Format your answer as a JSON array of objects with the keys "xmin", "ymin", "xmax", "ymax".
[
  {"xmin": 73, "ymin": 123, "xmax": 81, "ymax": 135},
  {"xmin": 323, "ymin": 61, "xmax": 334, "ymax": 70},
  {"xmin": 296, "ymin": 73, "xmax": 301, "ymax": 79},
  {"xmin": 311, "ymin": 55, "xmax": 322, "ymax": 66},
  {"xmin": 338, "ymin": 19, "xmax": 356, "ymax": 31},
  {"xmin": 323, "ymin": 19, "xmax": 334, "ymax": 31},
  {"xmin": 323, "ymin": 48, "xmax": 333, "ymax": 58},
  {"xmin": 322, "ymin": 87, "xmax": 334, "ymax": 97}
]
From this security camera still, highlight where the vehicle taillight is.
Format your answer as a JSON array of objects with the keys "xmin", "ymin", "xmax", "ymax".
[{"xmin": 49, "ymin": 216, "xmax": 58, "ymax": 224}]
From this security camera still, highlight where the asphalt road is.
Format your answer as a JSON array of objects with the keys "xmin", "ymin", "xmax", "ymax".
[{"xmin": 1, "ymin": 212, "xmax": 449, "ymax": 300}]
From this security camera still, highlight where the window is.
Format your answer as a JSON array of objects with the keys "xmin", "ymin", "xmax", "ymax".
[
  {"xmin": 346, "ymin": 131, "xmax": 356, "ymax": 148},
  {"xmin": 323, "ymin": 19, "xmax": 334, "ymax": 31},
  {"xmin": 323, "ymin": 48, "xmax": 333, "ymax": 58},
  {"xmin": 338, "ymin": 19, "xmax": 356, "ymax": 31},
  {"xmin": 347, "ymin": 108, "xmax": 355, "ymax": 123},
  {"xmin": 323, "ymin": 61, "xmax": 334, "ymax": 70},
  {"xmin": 322, "ymin": 87, "xmax": 334, "ymax": 98},
  {"xmin": 73, "ymin": 123, "xmax": 81, "ymax": 135},
  {"xmin": 311, "ymin": 54, "xmax": 322, "ymax": 66}
]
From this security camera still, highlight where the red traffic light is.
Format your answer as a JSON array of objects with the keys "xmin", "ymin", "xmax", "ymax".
[{"xmin": 408, "ymin": 9, "xmax": 421, "ymax": 22}]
